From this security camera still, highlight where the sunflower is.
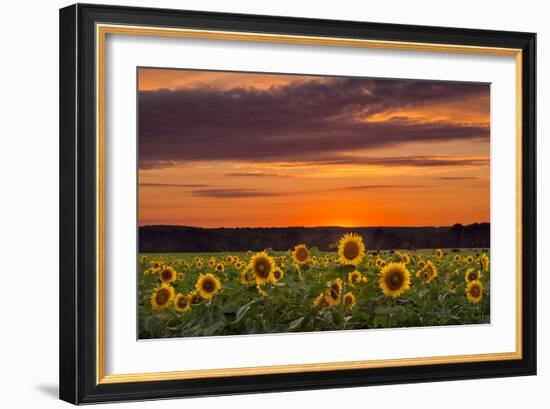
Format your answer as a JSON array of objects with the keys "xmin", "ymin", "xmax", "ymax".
[
  {"xmin": 401, "ymin": 254, "xmax": 410, "ymax": 264},
  {"xmin": 416, "ymin": 260, "xmax": 437, "ymax": 283},
  {"xmin": 464, "ymin": 268, "xmax": 480, "ymax": 283},
  {"xmin": 208, "ymin": 258, "xmax": 216, "ymax": 268},
  {"xmin": 150, "ymin": 260, "xmax": 162, "ymax": 272},
  {"xmin": 326, "ymin": 278, "xmax": 343, "ymax": 305},
  {"xmin": 159, "ymin": 266, "xmax": 177, "ymax": 283},
  {"xmin": 150, "ymin": 283, "xmax": 175, "ymax": 310},
  {"xmin": 174, "ymin": 293, "xmax": 191, "ymax": 313},
  {"xmin": 417, "ymin": 260, "xmax": 426, "ymax": 269},
  {"xmin": 140, "ymin": 255, "xmax": 147, "ymax": 263},
  {"xmin": 291, "ymin": 244, "xmax": 310, "ymax": 265},
  {"xmin": 465, "ymin": 255, "xmax": 474, "ymax": 264},
  {"xmin": 248, "ymin": 251, "xmax": 275, "ymax": 285},
  {"xmin": 480, "ymin": 254, "xmax": 490, "ymax": 272},
  {"xmin": 434, "ymin": 249, "xmax": 444, "ymax": 259},
  {"xmin": 256, "ymin": 285, "xmax": 269, "ymax": 298},
  {"xmin": 379, "ymin": 262, "xmax": 411, "ymax": 298},
  {"xmin": 215, "ymin": 263, "xmax": 225, "ymax": 273},
  {"xmin": 449, "ymin": 282, "xmax": 458, "ymax": 293},
  {"xmin": 195, "ymin": 273, "xmax": 222, "ymax": 300},
  {"xmin": 415, "ymin": 268, "xmax": 429, "ymax": 282},
  {"xmin": 239, "ymin": 268, "xmax": 255, "ymax": 286},
  {"xmin": 143, "ymin": 268, "xmax": 155, "ymax": 276},
  {"xmin": 424, "ymin": 261, "xmax": 438, "ymax": 283},
  {"xmin": 338, "ymin": 233, "xmax": 365, "ymax": 265},
  {"xmin": 454, "ymin": 254, "xmax": 462, "ymax": 262},
  {"xmin": 176, "ymin": 272, "xmax": 184, "ymax": 281},
  {"xmin": 196, "ymin": 260, "xmax": 204, "ymax": 268},
  {"xmin": 272, "ymin": 267, "xmax": 284, "ymax": 282},
  {"xmin": 189, "ymin": 291, "xmax": 202, "ymax": 305},
  {"xmin": 343, "ymin": 292, "xmax": 356, "ymax": 309},
  {"xmin": 313, "ymin": 293, "xmax": 330, "ymax": 309},
  {"xmin": 466, "ymin": 280, "xmax": 484, "ymax": 304},
  {"xmin": 348, "ymin": 270, "xmax": 362, "ymax": 287},
  {"xmin": 349, "ymin": 270, "xmax": 367, "ymax": 287}
]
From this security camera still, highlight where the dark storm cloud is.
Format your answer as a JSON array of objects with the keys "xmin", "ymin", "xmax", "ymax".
[{"xmin": 139, "ymin": 77, "xmax": 489, "ymax": 168}]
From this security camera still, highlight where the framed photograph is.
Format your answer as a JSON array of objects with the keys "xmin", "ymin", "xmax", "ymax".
[{"xmin": 59, "ymin": 3, "xmax": 536, "ymax": 404}]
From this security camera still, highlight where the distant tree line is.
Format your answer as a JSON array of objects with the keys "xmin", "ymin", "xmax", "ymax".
[{"xmin": 139, "ymin": 223, "xmax": 490, "ymax": 253}]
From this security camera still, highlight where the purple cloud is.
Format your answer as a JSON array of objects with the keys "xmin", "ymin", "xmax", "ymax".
[
  {"xmin": 140, "ymin": 182, "xmax": 210, "ymax": 188},
  {"xmin": 189, "ymin": 184, "xmax": 427, "ymax": 199},
  {"xmin": 436, "ymin": 176, "xmax": 481, "ymax": 180},
  {"xmin": 190, "ymin": 188, "xmax": 282, "ymax": 198},
  {"xmin": 139, "ymin": 75, "xmax": 489, "ymax": 168}
]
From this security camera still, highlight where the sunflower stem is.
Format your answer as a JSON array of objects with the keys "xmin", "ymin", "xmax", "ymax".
[
  {"xmin": 268, "ymin": 284, "xmax": 274, "ymax": 332},
  {"xmin": 339, "ymin": 273, "xmax": 346, "ymax": 330},
  {"xmin": 207, "ymin": 300, "xmax": 213, "ymax": 326},
  {"xmin": 387, "ymin": 298, "xmax": 395, "ymax": 328},
  {"xmin": 160, "ymin": 313, "xmax": 166, "ymax": 337}
]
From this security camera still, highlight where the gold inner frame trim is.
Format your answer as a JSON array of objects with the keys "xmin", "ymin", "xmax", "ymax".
[{"xmin": 95, "ymin": 23, "xmax": 523, "ymax": 385}]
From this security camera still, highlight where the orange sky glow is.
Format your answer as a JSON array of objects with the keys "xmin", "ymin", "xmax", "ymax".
[{"xmin": 138, "ymin": 68, "xmax": 490, "ymax": 228}]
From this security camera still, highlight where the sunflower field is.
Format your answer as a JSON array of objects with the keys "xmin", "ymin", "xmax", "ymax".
[{"xmin": 138, "ymin": 234, "xmax": 490, "ymax": 339}]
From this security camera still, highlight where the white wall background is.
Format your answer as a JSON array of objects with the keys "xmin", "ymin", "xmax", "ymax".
[{"xmin": 0, "ymin": 0, "xmax": 546, "ymax": 407}]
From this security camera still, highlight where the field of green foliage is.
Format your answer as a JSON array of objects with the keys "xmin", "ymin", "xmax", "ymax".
[{"xmin": 138, "ymin": 238, "xmax": 490, "ymax": 339}]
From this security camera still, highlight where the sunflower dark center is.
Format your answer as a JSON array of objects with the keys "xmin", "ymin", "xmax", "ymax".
[
  {"xmin": 343, "ymin": 242, "xmax": 359, "ymax": 260},
  {"xmin": 344, "ymin": 295, "xmax": 352, "ymax": 305},
  {"xmin": 254, "ymin": 259, "xmax": 270, "ymax": 277},
  {"xmin": 161, "ymin": 269, "xmax": 172, "ymax": 280},
  {"xmin": 386, "ymin": 271, "xmax": 404, "ymax": 290},
  {"xmin": 470, "ymin": 286, "xmax": 481, "ymax": 297},
  {"xmin": 156, "ymin": 289, "xmax": 170, "ymax": 305},
  {"xmin": 202, "ymin": 279, "xmax": 214, "ymax": 292},
  {"xmin": 296, "ymin": 248, "xmax": 308, "ymax": 262},
  {"xmin": 330, "ymin": 283, "xmax": 341, "ymax": 299},
  {"xmin": 177, "ymin": 297, "xmax": 188, "ymax": 308},
  {"xmin": 468, "ymin": 272, "xmax": 477, "ymax": 281}
]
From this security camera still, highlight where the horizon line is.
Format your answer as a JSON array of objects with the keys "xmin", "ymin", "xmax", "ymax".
[{"xmin": 139, "ymin": 222, "xmax": 490, "ymax": 229}]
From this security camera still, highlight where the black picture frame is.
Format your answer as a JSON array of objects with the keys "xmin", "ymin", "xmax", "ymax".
[{"xmin": 59, "ymin": 3, "xmax": 536, "ymax": 404}]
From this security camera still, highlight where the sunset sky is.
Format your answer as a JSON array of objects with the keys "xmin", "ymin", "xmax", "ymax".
[{"xmin": 138, "ymin": 68, "xmax": 490, "ymax": 228}]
